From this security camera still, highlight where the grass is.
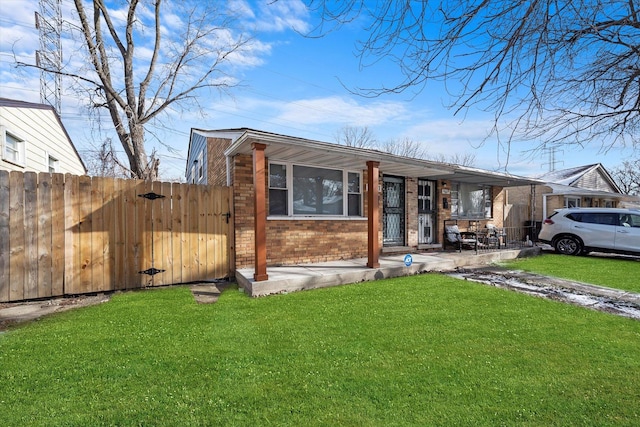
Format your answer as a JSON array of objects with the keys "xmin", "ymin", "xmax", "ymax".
[
  {"xmin": 1, "ymin": 275, "xmax": 639, "ymax": 426},
  {"xmin": 503, "ymin": 253, "xmax": 640, "ymax": 293}
]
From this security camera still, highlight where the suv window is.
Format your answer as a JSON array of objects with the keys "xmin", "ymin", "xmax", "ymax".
[
  {"xmin": 583, "ymin": 213, "xmax": 617, "ymax": 225},
  {"xmin": 566, "ymin": 212, "xmax": 617, "ymax": 225},
  {"xmin": 620, "ymin": 214, "xmax": 640, "ymax": 227}
]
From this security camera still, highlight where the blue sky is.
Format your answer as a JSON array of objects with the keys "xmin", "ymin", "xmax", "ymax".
[{"xmin": 0, "ymin": 0, "xmax": 633, "ymax": 181}]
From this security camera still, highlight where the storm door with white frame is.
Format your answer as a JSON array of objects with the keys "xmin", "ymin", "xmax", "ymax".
[
  {"xmin": 383, "ymin": 176, "xmax": 405, "ymax": 246},
  {"xmin": 418, "ymin": 179, "xmax": 436, "ymax": 244}
]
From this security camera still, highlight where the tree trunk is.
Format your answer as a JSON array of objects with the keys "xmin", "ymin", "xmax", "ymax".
[{"xmin": 121, "ymin": 122, "xmax": 158, "ymax": 181}]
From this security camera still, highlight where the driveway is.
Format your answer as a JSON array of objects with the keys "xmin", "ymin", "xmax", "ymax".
[{"xmin": 449, "ymin": 267, "xmax": 640, "ymax": 320}]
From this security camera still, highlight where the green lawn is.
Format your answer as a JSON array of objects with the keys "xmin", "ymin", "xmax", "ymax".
[
  {"xmin": 503, "ymin": 253, "xmax": 640, "ymax": 293},
  {"xmin": 1, "ymin": 275, "xmax": 639, "ymax": 426}
]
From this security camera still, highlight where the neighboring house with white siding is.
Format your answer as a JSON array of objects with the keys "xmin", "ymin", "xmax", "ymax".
[
  {"xmin": 507, "ymin": 163, "xmax": 639, "ymax": 226},
  {"xmin": 0, "ymin": 98, "xmax": 86, "ymax": 175}
]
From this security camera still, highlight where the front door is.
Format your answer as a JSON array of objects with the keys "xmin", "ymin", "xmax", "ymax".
[
  {"xmin": 418, "ymin": 179, "xmax": 436, "ymax": 244},
  {"xmin": 383, "ymin": 175, "xmax": 405, "ymax": 246}
]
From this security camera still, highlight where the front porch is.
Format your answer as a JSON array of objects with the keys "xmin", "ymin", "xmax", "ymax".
[{"xmin": 236, "ymin": 246, "xmax": 541, "ymax": 297}]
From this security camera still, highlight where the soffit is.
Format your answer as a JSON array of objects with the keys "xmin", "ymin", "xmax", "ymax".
[{"xmin": 224, "ymin": 129, "xmax": 540, "ymax": 187}]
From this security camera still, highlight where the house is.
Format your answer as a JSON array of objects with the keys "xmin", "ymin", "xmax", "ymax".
[
  {"xmin": 0, "ymin": 98, "xmax": 86, "ymax": 175},
  {"xmin": 507, "ymin": 163, "xmax": 637, "ymax": 225},
  {"xmin": 187, "ymin": 128, "xmax": 540, "ymax": 279}
]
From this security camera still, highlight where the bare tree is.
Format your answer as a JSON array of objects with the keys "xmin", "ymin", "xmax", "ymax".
[
  {"xmin": 380, "ymin": 137, "xmax": 428, "ymax": 159},
  {"xmin": 334, "ymin": 125, "xmax": 476, "ymax": 165},
  {"xmin": 20, "ymin": 0, "xmax": 251, "ymax": 180},
  {"xmin": 334, "ymin": 125, "xmax": 377, "ymax": 148},
  {"xmin": 428, "ymin": 152, "xmax": 476, "ymax": 167},
  {"xmin": 85, "ymin": 138, "xmax": 131, "ymax": 178},
  {"xmin": 611, "ymin": 158, "xmax": 640, "ymax": 196},
  {"xmin": 302, "ymin": 1, "xmax": 640, "ymax": 155}
]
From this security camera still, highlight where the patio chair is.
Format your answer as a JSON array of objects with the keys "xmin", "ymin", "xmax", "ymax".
[{"xmin": 443, "ymin": 220, "xmax": 477, "ymax": 252}]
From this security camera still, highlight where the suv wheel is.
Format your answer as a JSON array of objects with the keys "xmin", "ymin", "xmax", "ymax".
[{"xmin": 554, "ymin": 236, "xmax": 582, "ymax": 256}]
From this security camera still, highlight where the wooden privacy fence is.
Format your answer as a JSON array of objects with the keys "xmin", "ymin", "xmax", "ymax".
[{"xmin": 0, "ymin": 171, "xmax": 232, "ymax": 302}]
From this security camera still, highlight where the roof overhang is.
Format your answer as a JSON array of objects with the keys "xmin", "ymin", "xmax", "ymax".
[
  {"xmin": 545, "ymin": 183, "xmax": 627, "ymax": 199},
  {"xmin": 220, "ymin": 128, "xmax": 540, "ymax": 187}
]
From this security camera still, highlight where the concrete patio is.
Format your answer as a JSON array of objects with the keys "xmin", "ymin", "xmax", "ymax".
[{"xmin": 236, "ymin": 246, "xmax": 541, "ymax": 297}]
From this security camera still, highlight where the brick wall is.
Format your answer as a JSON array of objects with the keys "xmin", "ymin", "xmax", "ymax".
[
  {"xmin": 405, "ymin": 178, "xmax": 418, "ymax": 247},
  {"xmin": 232, "ymin": 154, "xmax": 255, "ymax": 269},
  {"xmin": 232, "ymin": 155, "xmax": 371, "ymax": 269},
  {"xmin": 206, "ymin": 137, "xmax": 232, "ymax": 187},
  {"xmin": 266, "ymin": 220, "xmax": 367, "ymax": 265},
  {"xmin": 435, "ymin": 180, "xmax": 507, "ymax": 242}
]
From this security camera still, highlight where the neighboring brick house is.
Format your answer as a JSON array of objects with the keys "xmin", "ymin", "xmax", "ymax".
[
  {"xmin": 186, "ymin": 128, "xmax": 538, "ymax": 278},
  {"xmin": 0, "ymin": 98, "xmax": 86, "ymax": 175},
  {"xmin": 507, "ymin": 163, "xmax": 638, "ymax": 225}
]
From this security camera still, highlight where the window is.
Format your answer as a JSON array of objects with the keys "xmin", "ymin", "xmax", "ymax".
[
  {"xmin": 450, "ymin": 182, "xmax": 492, "ymax": 219},
  {"xmin": 48, "ymin": 155, "xmax": 58, "ymax": 173},
  {"xmin": 565, "ymin": 197, "xmax": 581, "ymax": 208},
  {"xmin": 2, "ymin": 128, "xmax": 25, "ymax": 166},
  {"xmin": 293, "ymin": 165, "xmax": 343, "ymax": 215},
  {"xmin": 269, "ymin": 163, "xmax": 362, "ymax": 217},
  {"xmin": 567, "ymin": 212, "xmax": 617, "ymax": 226},
  {"xmin": 347, "ymin": 172, "xmax": 362, "ymax": 216},
  {"xmin": 620, "ymin": 214, "xmax": 640, "ymax": 227},
  {"xmin": 197, "ymin": 151, "xmax": 204, "ymax": 180},
  {"xmin": 269, "ymin": 163, "xmax": 288, "ymax": 215}
]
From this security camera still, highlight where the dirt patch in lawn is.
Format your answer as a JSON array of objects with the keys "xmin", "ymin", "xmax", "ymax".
[
  {"xmin": 449, "ymin": 267, "xmax": 640, "ymax": 320},
  {"xmin": 0, "ymin": 282, "xmax": 236, "ymax": 332},
  {"xmin": 0, "ymin": 294, "xmax": 111, "ymax": 332}
]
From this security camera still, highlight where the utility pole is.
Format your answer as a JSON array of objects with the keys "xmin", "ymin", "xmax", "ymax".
[
  {"xmin": 542, "ymin": 146, "xmax": 563, "ymax": 172},
  {"xmin": 35, "ymin": 0, "xmax": 62, "ymax": 114}
]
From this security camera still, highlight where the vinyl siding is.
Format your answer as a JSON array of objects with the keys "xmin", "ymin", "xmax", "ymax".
[{"xmin": 0, "ymin": 105, "xmax": 85, "ymax": 175}]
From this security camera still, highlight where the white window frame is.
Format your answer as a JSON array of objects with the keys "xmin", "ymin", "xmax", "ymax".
[
  {"xmin": 565, "ymin": 196, "xmax": 581, "ymax": 208},
  {"xmin": 268, "ymin": 161, "xmax": 364, "ymax": 219},
  {"xmin": 347, "ymin": 171, "xmax": 362, "ymax": 217},
  {"xmin": 197, "ymin": 150, "xmax": 204, "ymax": 181},
  {"xmin": 450, "ymin": 182, "xmax": 493, "ymax": 219},
  {"xmin": 47, "ymin": 153, "xmax": 59, "ymax": 173},
  {"xmin": 1, "ymin": 126, "xmax": 26, "ymax": 167}
]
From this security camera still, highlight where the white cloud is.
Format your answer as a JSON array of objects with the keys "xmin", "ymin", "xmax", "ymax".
[
  {"xmin": 275, "ymin": 96, "xmax": 409, "ymax": 127},
  {"xmin": 249, "ymin": 0, "xmax": 311, "ymax": 33}
]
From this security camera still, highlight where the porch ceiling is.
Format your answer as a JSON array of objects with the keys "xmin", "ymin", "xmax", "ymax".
[{"xmin": 224, "ymin": 129, "xmax": 540, "ymax": 187}]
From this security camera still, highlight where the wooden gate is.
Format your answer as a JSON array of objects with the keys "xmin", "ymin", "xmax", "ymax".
[{"xmin": 0, "ymin": 171, "xmax": 233, "ymax": 302}]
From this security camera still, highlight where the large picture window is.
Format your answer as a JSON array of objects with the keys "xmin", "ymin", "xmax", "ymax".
[
  {"xmin": 293, "ymin": 165, "xmax": 343, "ymax": 215},
  {"xmin": 269, "ymin": 163, "xmax": 362, "ymax": 218},
  {"xmin": 451, "ymin": 182, "xmax": 492, "ymax": 219}
]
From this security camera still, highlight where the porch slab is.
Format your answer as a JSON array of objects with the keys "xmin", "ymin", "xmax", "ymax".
[{"xmin": 236, "ymin": 247, "xmax": 540, "ymax": 297}]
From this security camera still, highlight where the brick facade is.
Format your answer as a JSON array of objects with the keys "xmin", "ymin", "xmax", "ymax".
[
  {"xmin": 206, "ymin": 137, "xmax": 232, "ymax": 187},
  {"xmin": 232, "ymin": 154, "xmax": 255, "ymax": 269},
  {"xmin": 405, "ymin": 178, "xmax": 418, "ymax": 247},
  {"xmin": 435, "ymin": 180, "xmax": 506, "ymax": 242},
  {"xmin": 226, "ymin": 152, "xmax": 509, "ymax": 269},
  {"xmin": 266, "ymin": 220, "xmax": 368, "ymax": 265},
  {"xmin": 232, "ymin": 154, "xmax": 370, "ymax": 268}
]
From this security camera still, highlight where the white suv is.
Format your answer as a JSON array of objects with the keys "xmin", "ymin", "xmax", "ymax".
[{"xmin": 538, "ymin": 208, "xmax": 640, "ymax": 256}]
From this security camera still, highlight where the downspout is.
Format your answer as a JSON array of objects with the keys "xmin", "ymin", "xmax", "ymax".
[
  {"xmin": 542, "ymin": 193, "xmax": 548, "ymax": 220},
  {"xmin": 226, "ymin": 155, "xmax": 232, "ymax": 186}
]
